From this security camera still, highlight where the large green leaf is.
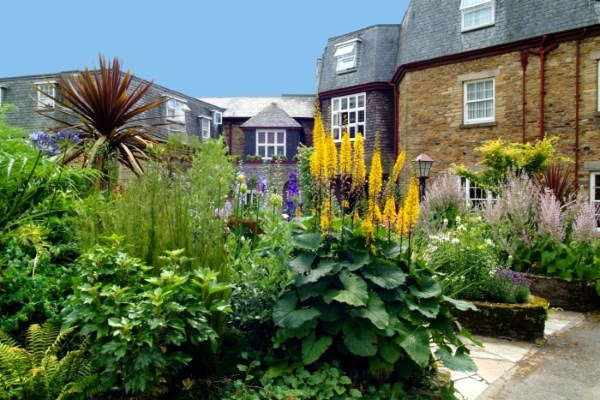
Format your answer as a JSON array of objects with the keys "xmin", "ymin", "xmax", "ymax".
[
  {"xmin": 295, "ymin": 259, "xmax": 337, "ymax": 286},
  {"xmin": 444, "ymin": 296, "xmax": 477, "ymax": 311},
  {"xmin": 302, "ymin": 333, "xmax": 333, "ymax": 365},
  {"xmin": 344, "ymin": 249, "xmax": 371, "ymax": 271},
  {"xmin": 435, "ymin": 347, "xmax": 477, "ymax": 373},
  {"xmin": 289, "ymin": 252, "xmax": 316, "ymax": 274},
  {"xmin": 362, "ymin": 261, "xmax": 407, "ymax": 289},
  {"xmin": 323, "ymin": 271, "xmax": 369, "ymax": 307},
  {"xmin": 409, "ymin": 276, "xmax": 442, "ymax": 299},
  {"xmin": 378, "ymin": 337, "xmax": 402, "ymax": 364},
  {"xmin": 397, "ymin": 326, "xmax": 431, "ymax": 368},
  {"xmin": 369, "ymin": 356, "xmax": 395, "ymax": 381},
  {"xmin": 292, "ymin": 233, "xmax": 323, "ymax": 251},
  {"xmin": 297, "ymin": 278, "xmax": 331, "ymax": 301},
  {"xmin": 351, "ymin": 292, "xmax": 389, "ymax": 330},
  {"xmin": 273, "ymin": 291, "xmax": 321, "ymax": 329},
  {"xmin": 406, "ymin": 295, "xmax": 440, "ymax": 318},
  {"xmin": 343, "ymin": 321, "xmax": 378, "ymax": 357}
]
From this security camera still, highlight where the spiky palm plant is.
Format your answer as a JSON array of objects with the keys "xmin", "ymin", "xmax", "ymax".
[
  {"xmin": 38, "ymin": 55, "xmax": 167, "ymax": 178},
  {"xmin": 0, "ymin": 323, "xmax": 99, "ymax": 400}
]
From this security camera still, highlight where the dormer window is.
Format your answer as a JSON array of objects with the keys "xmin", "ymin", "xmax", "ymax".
[
  {"xmin": 212, "ymin": 110, "xmax": 223, "ymax": 125},
  {"xmin": 166, "ymin": 98, "xmax": 187, "ymax": 123},
  {"xmin": 461, "ymin": 0, "xmax": 494, "ymax": 32},
  {"xmin": 334, "ymin": 39, "xmax": 360, "ymax": 73},
  {"xmin": 36, "ymin": 81, "xmax": 56, "ymax": 109}
]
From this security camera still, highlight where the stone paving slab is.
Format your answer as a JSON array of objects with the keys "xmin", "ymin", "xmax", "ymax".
[{"xmin": 452, "ymin": 310, "xmax": 585, "ymax": 400}]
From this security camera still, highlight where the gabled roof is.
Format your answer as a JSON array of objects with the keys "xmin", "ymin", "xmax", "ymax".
[
  {"xmin": 318, "ymin": 24, "xmax": 401, "ymax": 94},
  {"xmin": 397, "ymin": 0, "xmax": 600, "ymax": 67},
  {"xmin": 198, "ymin": 95, "xmax": 314, "ymax": 119},
  {"xmin": 241, "ymin": 103, "xmax": 301, "ymax": 129}
]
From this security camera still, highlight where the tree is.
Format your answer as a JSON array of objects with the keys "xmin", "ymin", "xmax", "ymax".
[{"xmin": 38, "ymin": 55, "xmax": 167, "ymax": 180}]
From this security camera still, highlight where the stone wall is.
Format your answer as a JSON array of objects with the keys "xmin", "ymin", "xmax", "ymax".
[{"xmin": 397, "ymin": 35, "xmax": 600, "ymax": 191}]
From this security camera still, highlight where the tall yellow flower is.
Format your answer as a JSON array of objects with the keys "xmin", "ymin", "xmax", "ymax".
[
  {"xmin": 382, "ymin": 196, "xmax": 397, "ymax": 228},
  {"xmin": 340, "ymin": 131, "xmax": 352, "ymax": 175},
  {"xmin": 351, "ymin": 133, "xmax": 366, "ymax": 191},
  {"xmin": 310, "ymin": 107, "xmax": 326, "ymax": 182},
  {"xmin": 361, "ymin": 215, "xmax": 374, "ymax": 243},
  {"xmin": 368, "ymin": 149, "xmax": 383, "ymax": 204},
  {"xmin": 397, "ymin": 179, "xmax": 420, "ymax": 235},
  {"xmin": 320, "ymin": 197, "xmax": 332, "ymax": 233},
  {"xmin": 325, "ymin": 133, "xmax": 338, "ymax": 180},
  {"xmin": 389, "ymin": 151, "xmax": 406, "ymax": 186}
]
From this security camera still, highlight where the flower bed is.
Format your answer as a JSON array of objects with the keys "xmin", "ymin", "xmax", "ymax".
[
  {"xmin": 455, "ymin": 296, "xmax": 548, "ymax": 343},
  {"xmin": 526, "ymin": 273, "xmax": 600, "ymax": 312}
]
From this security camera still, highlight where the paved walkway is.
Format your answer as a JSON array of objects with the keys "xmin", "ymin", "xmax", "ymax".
[{"xmin": 451, "ymin": 309, "xmax": 600, "ymax": 399}]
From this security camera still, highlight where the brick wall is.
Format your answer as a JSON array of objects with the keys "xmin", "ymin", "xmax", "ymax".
[{"xmin": 397, "ymin": 34, "xmax": 600, "ymax": 191}]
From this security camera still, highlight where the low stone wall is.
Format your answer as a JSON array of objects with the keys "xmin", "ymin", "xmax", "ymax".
[
  {"xmin": 527, "ymin": 274, "xmax": 600, "ymax": 312},
  {"xmin": 455, "ymin": 296, "xmax": 548, "ymax": 343}
]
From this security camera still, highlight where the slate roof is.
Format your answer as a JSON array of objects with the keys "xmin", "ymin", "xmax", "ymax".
[
  {"xmin": 398, "ymin": 0, "xmax": 600, "ymax": 66},
  {"xmin": 241, "ymin": 103, "xmax": 301, "ymax": 129},
  {"xmin": 198, "ymin": 96, "xmax": 314, "ymax": 119},
  {"xmin": 318, "ymin": 24, "xmax": 401, "ymax": 93}
]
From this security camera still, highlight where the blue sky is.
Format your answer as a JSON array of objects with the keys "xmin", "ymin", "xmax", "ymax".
[{"xmin": 2, "ymin": 0, "xmax": 409, "ymax": 97}]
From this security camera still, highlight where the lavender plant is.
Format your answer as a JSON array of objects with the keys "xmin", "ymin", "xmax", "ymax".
[{"xmin": 418, "ymin": 172, "xmax": 469, "ymax": 235}]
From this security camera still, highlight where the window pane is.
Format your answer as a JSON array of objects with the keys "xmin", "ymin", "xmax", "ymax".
[
  {"xmin": 333, "ymin": 127, "xmax": 341, "ymax": 141},
  {"xmin": 267, "ymin": 146, "xmax": 275, "ymax": 156},
  {"xmin": 358, "ymin": 110, "xmax": 364, "ymax": 122},
  {"xmin": 358, "ymin": 95, "xmax": 365, "ymax": 108},
  {"xmin": 277, "ymin": 131, "xmax": 284, "ymax": 143},
  {"xmin": 349, "ymin": 96, "xmax": 356, "ymax": 108},
  {"xmin": 268, "ymin": 131, "xmax": 275, "ymax": 143},
  {"xmin": 349, "ymin": 111, "xmax": 356, "ymax": 124},
  {"xmin": 333, "ymin": 99, "xmax": 339, "ymax": 111},
  {"xmin": 258, "ymin": 131, "xmax": 265, "ymax": 143},
  {"xmin": 341, "ymin": 98, "xmax": 348, "ymax": 110}
]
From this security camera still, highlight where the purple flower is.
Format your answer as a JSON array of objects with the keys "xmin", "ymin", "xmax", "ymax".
[
  {"xmin": 285, "ymin": 171, "xmax": 300, "ymax": 220},
  {"xmin": 257, "ymin": 173, "xmax": 267, "ymax": 193},
  {"xmin": 28, "ymin": 131, "xmax": 59, "ymax": 156},
  {"xmin": 54, "ymin": 130, "xmax": 82, "ymax": 147},
  {"xmin": 495, "ymin": 267, "xmax": 532, "ymax": 288}
]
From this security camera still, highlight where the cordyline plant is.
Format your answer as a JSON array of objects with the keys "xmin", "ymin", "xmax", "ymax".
[{"xmin": 37, "ymin": 55, "xmax": 167, "ymax": 179}]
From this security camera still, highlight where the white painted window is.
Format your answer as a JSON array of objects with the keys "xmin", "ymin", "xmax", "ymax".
[
  {"xmin": 331, "ymin": 93, "xmax": 366, "ymax": 142},
  {"xmin": 256, "ymin": 130, "xmax": 286, "ymax": 159},
  {"xmin": 212, "ymin": 111, "xmax": 223, "ymax": 125},
  {"xmin": 201, "ymin": 118, "xmax": 211, "ymax": 139},
  {"xmin": 461, "ymin": 177, "xmax": 496, "ymax": 208},
  {"xmin": 461, "ymin": 0, "xmax": 494, "ymax": 31},
  {"xmin": 464, "ymin": 78, "xmax": 495, "ymax": 124},
  {"xmin": 36, "ymin": 82, "xmax": 56, "ymax": 109},
  {"xmin": 0, "ymin": 86, "xmax": 4, "ymax": 106},
  {"xmin": 334, "ymin": 39, "xmax": 359, "ymax": 72},
  {"xmin": 166, "ymin": 98, "xmax": 186, "ymax": 123},
  {"xmin": 590, "ymin": 172, "xmax": 600, "ymax": 227}
]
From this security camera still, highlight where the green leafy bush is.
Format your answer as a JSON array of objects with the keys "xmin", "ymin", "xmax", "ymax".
[
  {"xmin": 61, "ymin": 238, "xmax": 232, "ymax": 395},
  {"xmin": 272, "ymin": 219, "xmax": 476, "ymax": 389}
]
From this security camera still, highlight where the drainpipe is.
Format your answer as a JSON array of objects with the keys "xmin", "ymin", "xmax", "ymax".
[
  {"xmin": 520, "ymin": 50, "xmax": 529, "ymax": 144},
  {"xmin": 528, "ymin": 35, "xmax": 559, "ymax": 141},
  {"xmin": 389, "ymin": 82, "xmax": 399, "ymax": 160},
  {"xmin": 574, "ymin": 29, "xmax": 588, "ymax": 190},
  {"xmin": 227, "ymin": 122, "xmax": 233, "ymax": 153}
]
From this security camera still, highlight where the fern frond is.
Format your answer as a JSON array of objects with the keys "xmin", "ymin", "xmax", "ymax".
[{"xmin": 0, "ymin": 330, "xmax": 19, "ymax": 347}]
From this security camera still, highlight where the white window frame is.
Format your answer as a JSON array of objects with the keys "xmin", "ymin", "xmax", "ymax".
[
  {"xmin": 256, "ymin": 130, "xmax": 286, "ymax": 160},
  {"xmin": 201, "ymin": 117, "xmax": 211, "ymax": 139},
  {"xmin": 166, "ymin": 98, "xmax": 186, "ymax": 123},
  {"xmin": 331, "ymin": 93, "xmax": 366, "ymax": 142},
  {"xmin": 0, "ymin": 86, "xmax": 5, "ymax": 106},
  {"xmin": 36, "ymin": 81, "xmax": 56, "ymax": 109},
  {"xmin": 212, "ymin": 110, "xmax": 223, "ymax": 125},
  {"xmin": 464, "ymin": 78, "xmax": 495, "ymax": 125},
  {"xmin": 461, "ymin": 0, "xmax": 495, "ymax": 32},
  {"xmin": 334, "ymin": 39, "xmax": 360, "ymax": 73},
  {"xmin": 590, "ymin": 172, "xmax": 600, "ymax": 228},
  {"xmin": 460, "ymin": 177, "xmax": 496, "ymax": 209}
]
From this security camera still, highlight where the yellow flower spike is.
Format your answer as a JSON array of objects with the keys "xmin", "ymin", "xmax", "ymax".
[
  {"xmin": 382, "ymin": 196, "xmax": 397, "ymax": 227},
  {"xmin": 361, "ymin": 216, "xmax": 374, "ymax": 243},
  {"xmin": 340, "ymin": 131, "xmax": 352, "ymax": 175},
  {"xmin": 320, "ymin": 198, "xmax": 332, "ymax": 232},
  {"xmin": 399, "ymin": 179, "xmax": 420, "ymax": 235},
  {"xmin": 351, "ymin": 133, "xmax": 366, "ymax": 191},
  {"xmin": 368, "ymin": 148, "xmax": 383, "ymax": 205},
  {"xmin": 310, "ymin": 107, "xmax": 326, "ymax": 182},
  {"xmin": 389, "ymin": 151, "xmax": 406, "ymax": 186},
  {"xmin": 326, "ymin": 133, "xmax": 338, "ymax": 180},
  {"xmin": 353, "ymin": 211, "xmax": 360, "ymax": 224}
]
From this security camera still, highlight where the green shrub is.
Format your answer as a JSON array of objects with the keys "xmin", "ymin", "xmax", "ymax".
[
  {"xmin": 272, "ymin": 218, "xmax": 476, "ymax": 389},
  {"xmin": 61, "ymin": 238, "xmax": 232, "ymax": 395}
]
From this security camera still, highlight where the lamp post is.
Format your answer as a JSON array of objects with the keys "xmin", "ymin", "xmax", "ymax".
[{"xmin": 415, "ymin": 153, "xmax": 433, "ymax": 202}]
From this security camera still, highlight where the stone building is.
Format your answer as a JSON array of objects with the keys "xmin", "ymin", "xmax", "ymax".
[{"xmin": 317, "ymin": 0, "xmax": 600, "ymax": 208}]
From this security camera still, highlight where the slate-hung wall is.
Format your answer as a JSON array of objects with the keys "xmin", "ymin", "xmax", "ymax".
[
  {"xmin": 397, "ymin": 33, "xmax": 600, "ymax": 188},
  {"xmin": 320, "ymin": 89, "xmax": 396, "ymax": 172},
  {"xmin": 0, "ymin": 73, "xmax": 223, "ymax": 141}
]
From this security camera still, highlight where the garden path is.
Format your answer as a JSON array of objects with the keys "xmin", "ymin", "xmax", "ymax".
[{"xmin": 450, "ymin": 310, "xmax": 599, "ymax": 399}]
